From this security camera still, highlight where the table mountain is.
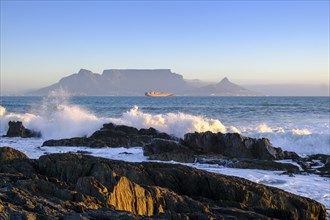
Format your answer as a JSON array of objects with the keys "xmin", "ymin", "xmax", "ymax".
[{"xmin": 27, "ymin": 69, "xmax": 261, "ymax": 96}]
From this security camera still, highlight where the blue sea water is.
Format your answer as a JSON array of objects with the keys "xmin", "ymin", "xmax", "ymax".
[
  {"xmin": 1, "ymin": 95, "xmax": 329, "ymax": 155},
  {"xmin": 1, "ymin": 95, "xmax": 330, "ymax": 211}
]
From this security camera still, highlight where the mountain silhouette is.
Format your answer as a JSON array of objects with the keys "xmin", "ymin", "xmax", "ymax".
[{"xmin": 27, "ymin": 69, "xmax": 261, "ymax": 96}]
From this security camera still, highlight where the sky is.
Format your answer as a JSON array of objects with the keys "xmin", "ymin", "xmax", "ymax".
[{"xmin": 1, "ymin": 0, "xmax": 329, "ymax": 95}]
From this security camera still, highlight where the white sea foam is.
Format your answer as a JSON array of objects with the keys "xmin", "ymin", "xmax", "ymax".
[
  {"xmin": 0, "ymin": 93, "xmax": 105, "ymax": 139},
  {"xmin": 0, "ymin": 103, "xmax": 228, "ymax": 139},
  {"xmin": 256, "ymin": 123, "xmax": 273, "ymax": 133},
  {"xmin": 1, "ymin": 105, "xmax": 329, "ymax": 154},
  {"xmin": 109, "ymin": 106, "xmax": 227, "ymax": 137},
  {"xmin": 292, "ymin": 128, "xmax": 312, "ymax": 135},
  {"xmin": 0, "ymin": 105, "xmax": 6, "ymax": 117},
  {"xmin": 29, "ymin": 105, "xmax": 104, "ymax": 139},
  {"xmin": 1, "ymin": 97, "xmax": 329, "ymax": 155}
]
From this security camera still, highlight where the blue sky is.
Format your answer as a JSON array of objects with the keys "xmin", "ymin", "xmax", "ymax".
[{"xmin": 1, "ymin": 1, "xmax": 329, "ymax": 94}]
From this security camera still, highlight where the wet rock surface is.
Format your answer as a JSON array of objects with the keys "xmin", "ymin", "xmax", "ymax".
[
  {"xmin": 43, "ymin": 123, "xmax": 177, "ymax": 148},
  {"xmin": 0, "ymin": 147, "xmax": 327, "ymax": 219},
  {"xmin": 182, "ymin": 131, "xmax": 285, "ymax": 160},
  {"xmin": 6, "ymin": 121, "xmax": 330, "ymax": 175},
  {"xmin": 0, "ymin": 146, "xmax": 29, "ymax": 161},
  {"xmin": 5, "ymin": 121, "xmax": 41, "ymax": 138},
  {"xmin": 144, "ymin": 132, "xmax": 330, "ymax": 176}
]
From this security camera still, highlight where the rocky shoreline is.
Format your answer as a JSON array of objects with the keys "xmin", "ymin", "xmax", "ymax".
[
  {"xmin": 0, "ymin": 147, "xmax": 327, "ymax": 219},
  {"xmin": 27, "ymin": 121, "xmax": 329, "ymax": 177},
  {"xmin": 1, "ymin": 121, "xmax": 329, "ymax": 219}
]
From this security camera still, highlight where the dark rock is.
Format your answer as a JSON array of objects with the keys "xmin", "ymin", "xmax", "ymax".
[
  {"xmin": 316, "ymin": 156, "xmax": 330, "ymax": 177},
  {"xmin": 38, "ymin": 153, "xmax": 326, "ymax": 219},
  {"xmin": 183, "ymin": 131, "xmax": 285, "ymax": 160},
  {"xmin": 119, "ymin": 152, "xmax": 132, "ymax": 155},
  {"xmin": 283, "ymin": 150, "xmax": 301, "ymax": 160},
  {"xmin": 195, "ymin": 155, "xmax": 301, "ymax": 172},
  {"xmin": 0, "ymin": 147, "xmax": 326, "ymax": 219},
  {"xmin": 143, "ymin": 139, "xmax": 195, "ymax": 163},
  {"xmin": 308, "ymin": 154, "xmax": 330, "ymax": 164},
  {"xmin": 43, "ymin": 123, "xmax": 177, "ymax": 148},
  {"xmin": 228, "ymin": 159, "xmax": 301, "ymax": 172},
  {"xmin": 76, "ymin": 150, "xmax": 92, "ymax": 155},
  {"xmin": 5, "ymin": 121, "xmax": 41, "ymax": 138},
  {"xmin": 0, "ymin": 147, "xmax": 28, "ymax": 161},
  {"xmin": 43, "ymin": 137, "xmax": 108, "ymax": 148}
]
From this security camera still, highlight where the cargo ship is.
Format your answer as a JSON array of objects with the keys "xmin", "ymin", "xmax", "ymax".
[{"xmin": 145, "ymin": 91, "xmax": 173, "ymax": 97}]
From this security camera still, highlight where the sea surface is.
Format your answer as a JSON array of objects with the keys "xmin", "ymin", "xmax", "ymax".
[{"xmin": 1, "ymin": 94, "xmax": 330, "ymax": 212}]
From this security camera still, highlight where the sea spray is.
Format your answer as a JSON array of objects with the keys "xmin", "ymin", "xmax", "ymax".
[
  {"xmin": 108, "ymin": 106, "xmax": 228, "ymax": 137},
  {"xmin": 0, "ymin": 105, "xmax": 38, "ymax": 135},
  {"xmin": 0, "ymin": 90, "xmax": 106, "ymax": 139},
  {"xmin": 1, "ymin": 96, "xmax": 329, "ymax": 155},
  {"xmin": 240, "ymin": 123, "xmax": 329, "ymax": 155},
  {"xmin": 0, "ymin": 106, "xmax": 6, "ymax": 117}
]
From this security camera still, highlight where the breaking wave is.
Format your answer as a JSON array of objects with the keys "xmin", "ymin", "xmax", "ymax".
[
  {"xmin": 0, "ymin": 94, "xmax": 328, "ymax": 155},
  {"xmin": 109, "ymin": 106, "xmax": 228, "ymax": 137},
  {"xmin": 0, "ymin": 104, "xmax": 229, "ymax": 139}
]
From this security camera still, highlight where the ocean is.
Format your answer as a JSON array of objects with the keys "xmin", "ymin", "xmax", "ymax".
[{"xmin": 0, "ymin": 94, "xmax": 329, "ymax": 211}]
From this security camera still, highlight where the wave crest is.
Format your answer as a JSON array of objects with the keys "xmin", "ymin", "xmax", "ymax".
[
  {"xmin": 109, "ymin": 106, "xmax": 227, "ymax": 137},
  {"xmin": 0, "ymin": 105, "xmax": 6, "ymax": 117},
  {"xmin": 292, "ymin": 129, "xmax": 312, "ymax": 135}
]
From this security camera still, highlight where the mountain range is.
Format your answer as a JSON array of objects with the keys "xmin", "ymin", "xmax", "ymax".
[{"xmin": 27, "ymin": 69, "xmax": 262, "ymax": 96}]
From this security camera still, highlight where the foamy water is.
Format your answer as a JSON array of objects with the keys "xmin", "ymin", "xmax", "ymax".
[{"xmin": 0, "ymin": 100, "xmax": 329, "ymax": 155}]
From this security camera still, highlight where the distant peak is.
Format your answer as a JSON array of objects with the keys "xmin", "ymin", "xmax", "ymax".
[
  {"xmin": 78, "ymin": 69, "xmax": 93, "ymax": 74},
  {"xmin": 220, "ymin": 77, "xmax": 230, "ymax": 83}
]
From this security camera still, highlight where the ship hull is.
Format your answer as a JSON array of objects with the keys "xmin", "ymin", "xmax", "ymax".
[{"xmin": 145, "ymin": 92, "xmax": 173, "ymax": 97}]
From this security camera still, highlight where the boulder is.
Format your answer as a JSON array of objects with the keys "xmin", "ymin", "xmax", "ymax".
[
  {"xmin": 0, "ymin": 146, "xmax": 28, "ymax": 161},
  {"xmin": 37, "ymin": 153, "xmax": 327, "ymax": 219},
  {"xmin": 0, "ymin": 148, "xmax": 326, "ymax": 219},
  {"xmin": 43, "ymin": 138, "xmax": 108, "ymax": 148},
  {"xmin": 43, "ymin": 123, "xmax": 177, "ymax": 148},
  {"xmin": 183, "ymin": 131, "xmax": 285, "ymax": 160},
  {"xmin": 143, "ymin": 139, "xmax": 195, "ymax": 163},
  {"xmin": 5, "ymin": 121, "xmax": 41, "ymax": 138}
]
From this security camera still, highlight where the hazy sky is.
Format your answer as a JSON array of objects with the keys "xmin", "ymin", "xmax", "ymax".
[{"xmin": 1, "ymin": 1, "xmax": 329, "ymax": 94}]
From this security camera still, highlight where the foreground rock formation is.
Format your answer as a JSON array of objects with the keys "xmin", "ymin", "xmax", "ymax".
[
  {"xmin": 40, "ymin": 122, "xmax": 330, "ymax": 176},
  {"xmin": 43, "ymin": 123, "xmax": 176, "ymax": 148},
  {"xmin": 145, "ymin": 133, "xmax": 330, "ymax": 177},
  {"xmin": 0, "ymin": 147, "xmax": 326, "ymax": 219},
  {"xmin": 5, "ymin": 121, "xmax": 40, "ymax": 138}
]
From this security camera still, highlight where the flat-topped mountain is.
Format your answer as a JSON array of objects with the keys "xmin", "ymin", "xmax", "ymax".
[{"xmin": 27, "ymin": 69, "xmax": 262, "ymax": 96}]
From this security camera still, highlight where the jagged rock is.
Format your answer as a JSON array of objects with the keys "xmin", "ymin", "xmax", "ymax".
[
  {"xmin": 195, "ymin": 156, "xmax": 301, "ymax": 172},
  {"xmin": 183, "ymin": 131, "xmax": 286, "ymax": 160},
  {"xmin": 0, "ymin": 148, "xmax": 326, "ymax": 219},
  {"xmin": 283, "ymin": 150, "xmax": 301, "ymax": 160},
  {"xmin": 43, "ymin": 123, "xmax": 176, "ymax": 148},
  {"xmin": 0, "ymin": 146, "xmax": 28, "ymax": 161},
  {"xmin": 5, "ymin": 121, "xmax": 41, "ymax": 138},
  {"xmin": 302, "ymin": 154, "xmax": 330, "ymax": 177},
  {"xmin": 143, "ymin": 139, "xmax": 195, "ymax": 163},
  {"xmin": 43, "ymin": 137, "xmax": 108, "ymax": 148}
]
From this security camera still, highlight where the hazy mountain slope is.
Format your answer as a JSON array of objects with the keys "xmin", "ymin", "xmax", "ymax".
[
  {"xmin": 193, "ymin": 77, "xmax": 262, "ymax": 96},
  {"xmin": 27, "ymin": 69, "xmax": 261, "ymax": 96},
  {"xmin": 28, "ymin": 69, "xmax": 191, "ymax": 96}
]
